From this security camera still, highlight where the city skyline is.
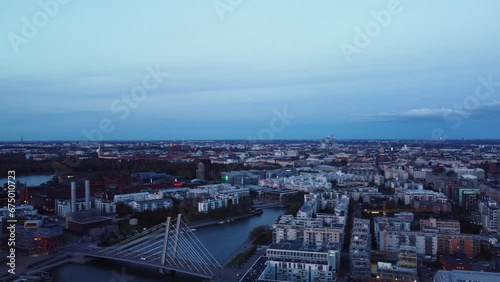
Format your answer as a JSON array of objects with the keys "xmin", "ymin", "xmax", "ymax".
[
  {"xmin": 3, "ymin": 2, "xmax": 500, "ymax": 281},
  {"xmin": 2, "ymin": 1, "xmax": 500, "ymax": 141}
]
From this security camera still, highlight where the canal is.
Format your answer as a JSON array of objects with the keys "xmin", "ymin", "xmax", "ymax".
[
  {"xmin": 50, "ymin": 207, "xmax": 285, "ymax": 281},
  {"xmin": 0, "ymin": 173, "xmax": 54, "ymax": 187}
]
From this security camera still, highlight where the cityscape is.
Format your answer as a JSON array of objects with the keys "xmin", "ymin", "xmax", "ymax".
[
  {"xmin": 2, "ymin": 1, "xmax": 500, "ymax": 282},
  {"xmin": 1, "ymin": 139, "xmax": 500, "ymax": 281}
]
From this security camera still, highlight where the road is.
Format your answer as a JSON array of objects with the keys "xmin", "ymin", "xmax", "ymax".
[{"xmin": 229, "ymin": 245, "xmax": 268, "ymax": 282}]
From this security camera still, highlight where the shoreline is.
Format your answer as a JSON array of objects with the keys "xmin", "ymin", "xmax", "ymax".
[
  {"xmin": 5, "ymin": 208, "xmax": 279, "ymax": 280},
  {"xmin": 187, "ymin": 210, "xmax": 264, "ymax": 229},
  {"xmin": 0, "ymin": 173, "xmax": 55, "ymax": 186},
  {"xmin": 0, "ymin": 173, "xmax": 55, "ymax": 178}
]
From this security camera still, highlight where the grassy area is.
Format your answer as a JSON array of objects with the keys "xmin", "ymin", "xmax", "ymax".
[{"xmin": 227, "ymin": 245, "xmax": 257, "ymax": 268}]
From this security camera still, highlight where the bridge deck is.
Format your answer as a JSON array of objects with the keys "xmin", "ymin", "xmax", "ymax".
[{"xmin": 87, "ymin": 215, "xmax": 223, "ymax": 280}]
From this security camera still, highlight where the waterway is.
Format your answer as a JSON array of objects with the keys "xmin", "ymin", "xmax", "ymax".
[
  {"xmin": 0, "ymin": 173, "xmax": 54, "ymax": 187},
  {"xmin": 50, "ymin": 207, "xmax": 286, "ymax": 281}
]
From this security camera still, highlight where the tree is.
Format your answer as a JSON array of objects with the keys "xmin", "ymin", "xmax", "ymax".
[
  {"xmin": 285, "ymin": 203, "xmax": 302, "ymax": 216},
  {"xmin": 116, "ymin": 202, "xmax": 134, "ymax": 216},
  {"xmin": 250, "ymin": 225, "xmax": 271, "ymax": 241}
]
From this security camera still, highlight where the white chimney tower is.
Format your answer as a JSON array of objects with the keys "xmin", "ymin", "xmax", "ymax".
[
  {"xmin": 85, "ymin": 180, "xmax": 90, "ymax": 210},
  {"xmin": 71, "ymin": 181, "xmax": 76, "ymax": 213}
]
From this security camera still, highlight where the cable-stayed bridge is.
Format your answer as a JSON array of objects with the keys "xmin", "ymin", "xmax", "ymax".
[{"xmin": 81, "ymin": 214, "xmax": 223, "ymax": 280}]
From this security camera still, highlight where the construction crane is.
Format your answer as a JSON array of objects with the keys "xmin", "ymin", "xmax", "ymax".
[{"xmin": 364, "ymin": 201, "xmax": 433, "ymax": 259}]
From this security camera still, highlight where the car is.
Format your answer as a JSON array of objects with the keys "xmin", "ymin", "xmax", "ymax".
[
  {"xmin": 140, "ymin": 257, "xmax": 146, "ymax": 260},
  {"xmin": 236, "ymin": 273, "xmax": 242, "ymax": 277}
]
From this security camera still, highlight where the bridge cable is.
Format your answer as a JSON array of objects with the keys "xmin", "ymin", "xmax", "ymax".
[
  {"xmin": 179, "ymin": 222, "xmax": 221, "ymax": 268},
  {"xmin": 180, "ymin": 221, "xmax": 223, "ymax": 268},
  {"xmin": 175, "ymin": 234, "xmax": 211, "ymax": 275}
]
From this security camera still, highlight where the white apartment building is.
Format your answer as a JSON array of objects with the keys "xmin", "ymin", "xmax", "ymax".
[
  {"xmin": 412, "ymin": 169, "xmax": 431, "ymax": 180},
  {"xmin": 128, "ymin": 198, "xmax": 173, "ymax": 212},
  {"xmin": 262, "ymin": 242, "xmax": 340, "ymax": 282},
  {"xmin": 197, "ymin": 195, "xmax": 240, "ymax": 213},
  {"xmin": 283, "ymin": 175, "xmax": 332, "ymax": 192},
  {"xmin": 378, "ymin": 231, "xmax": 438, "ymax": 261},
  {"xmin": 56, "ymin": 199, "xmax": 86, "ymax": 218},
  {"xmin": 420, "ymin": 218, "xmax": 460, "ymax": 234},
  {"xmin": 95, "ymin": 198, "xmax": 116, "ymax": 214},
  {"xmin": 480, "ymin": 199, "xmax": 499, "ymax": 234},
  {"xmin": 400, "ymin": 189, "xmax": 448, "ymax": 205},
  {"xmin": 450, "ymin": 168, "xmax": 485, "ymax": 180},
  {"xmin": 384, "ymin": 168, "xmax": 409, "ymax": 180},
  {"xmin": 113, "ymin": 192, "xmax": 150, "ymax": 203}
]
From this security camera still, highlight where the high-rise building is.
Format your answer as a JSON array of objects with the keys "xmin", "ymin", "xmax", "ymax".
[
  {"xmin": 196, "ymin": 158, "xmax": 212, "ymax": 180},
  {"xmin": 480, "ymin": 199, "xmax": 499, "ymax": 234},
  {"xmin": 196, "ymin": 162, "xmax": 206, "ymax": 180},
  {"xmin": 350, "ymin": 218, "xmax": 371, "ymax": 280}
]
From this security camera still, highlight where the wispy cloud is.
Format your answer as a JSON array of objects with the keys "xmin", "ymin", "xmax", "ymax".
[{"xmin": 351, "ymin": 101, "xmax": 500, "ymax": 122}]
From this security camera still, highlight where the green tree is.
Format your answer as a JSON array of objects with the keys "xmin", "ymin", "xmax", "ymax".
[
  {"xmin": 250, "ymin": 225, "xmax": 270, "ymax": 240},
  {"xmin": 116, "ymin": 202, "xmax": 134, "ymax": 216},
  {"xmin": 286, "ymin": 203, "xmax": 302, "ymax": 216}
]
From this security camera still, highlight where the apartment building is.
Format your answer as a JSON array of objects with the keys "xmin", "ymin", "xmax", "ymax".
[
  {"xmin": 350, "ymin": 218, "xmax": 371, "ymax": 280},
  {"xmin": 420, "ymin": 218, "xmax": 460, "ymax": 234},
  {"xmin": 437, "ymin": 234, "xmax": 482, "ymax": 258},
  {"xmin": 261, "ymin": 242, "xmax": 340, "ymax": 282},
  {"xmin": 480, "ymin": 199, "xmax": 499, "ymax": 234}
]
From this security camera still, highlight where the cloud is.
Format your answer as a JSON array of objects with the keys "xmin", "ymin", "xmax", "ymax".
[{"xmin": 351, "ymin": 100, "xmax": 500, "ymax": 122}]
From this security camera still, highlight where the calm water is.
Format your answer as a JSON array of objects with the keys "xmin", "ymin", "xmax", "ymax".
[
  {"xmin": 0, "ymin": 173, "xmax": 54, "ymax": 187},
  {"xmin": 51, "ymin": 207, "xmax": 285, "ymax": 282}
]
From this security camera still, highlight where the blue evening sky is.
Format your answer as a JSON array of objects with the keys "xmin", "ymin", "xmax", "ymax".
[{"xmin": 1, "ymin": 0, "xmax": 500, "ymax": 141}]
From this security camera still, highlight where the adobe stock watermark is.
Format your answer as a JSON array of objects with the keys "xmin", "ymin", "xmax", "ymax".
[
  {"xmin": 248, "ymin": 107, "xmax": 295, "ymax": 140},
  {"xmin": 213, "ymin": 0, "xmax": 244, "ymax": 21},
  {"xmin": 209, "ymin": 106, "xmax": 296, "ymax": 180},
  {"xmin": 339, "ymin": 0, "xmax": 406, "ymax": 64},
  {"xmin": 50, "ymin": 65, "xmax": 168, "ymax": 176},
  {"xmin": 432, "ymin": 74, "xmax": 500, "ymax": 140},
  {"xmin": 7, "ymin": 0, "xmax": 70, "ymax": 54},
  {"xmin": 82, "ymin": 65, "xmax": 168, "ymax": 141}
]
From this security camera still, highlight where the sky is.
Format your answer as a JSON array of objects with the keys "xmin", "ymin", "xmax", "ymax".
[{"xmin": 1, "ymin": 0, "xmax": 500, "ymax": 141}]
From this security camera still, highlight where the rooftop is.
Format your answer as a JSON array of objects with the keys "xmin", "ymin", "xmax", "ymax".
[{"xmin": 435, "ymin": 270, "xmax": 500, "ymax": 282}]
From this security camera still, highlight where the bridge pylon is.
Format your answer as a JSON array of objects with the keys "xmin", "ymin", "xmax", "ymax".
[
  {"xmin": 93, "ymin": 213, "xmax": 222, "ymax": 279},
  {"xmin": 159, "ymin": 215, "xmax": 171, "ymax": 274}
]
